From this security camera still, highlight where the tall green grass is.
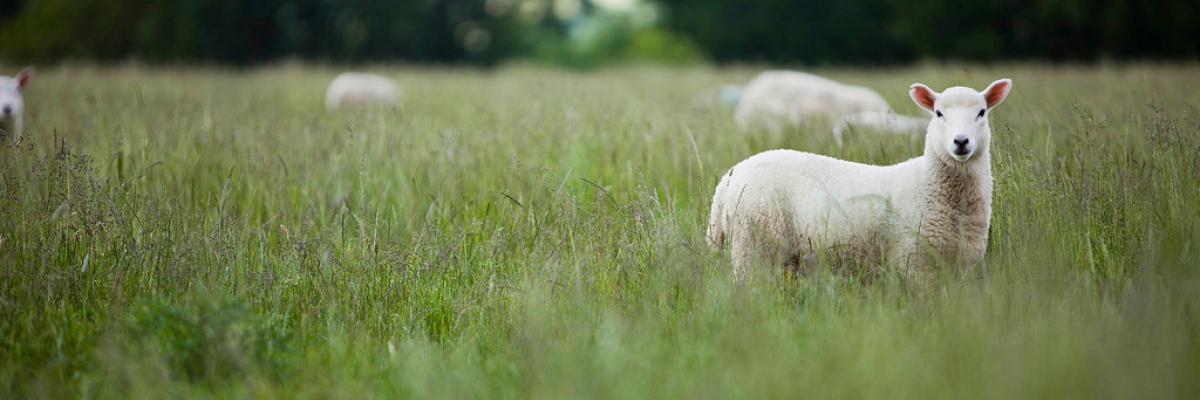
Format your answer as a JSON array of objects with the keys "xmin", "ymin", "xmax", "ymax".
[{"xmin": 1, "ymin": 63, "xmax": 1197, "ymax": 399}]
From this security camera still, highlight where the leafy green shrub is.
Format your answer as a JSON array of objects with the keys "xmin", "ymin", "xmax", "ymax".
[{"xmin": 624, "ymin": 28, "xmax": 703, "ymax": 65}]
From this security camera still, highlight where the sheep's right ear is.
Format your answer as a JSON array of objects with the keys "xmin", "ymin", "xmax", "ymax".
[
  {"xmin": 909, "ymin": 83, "xmax": 937, "ymax": 113},
  {"xmin": 16, "ymin": 67, "xmax": 33, "ymax": 90}
]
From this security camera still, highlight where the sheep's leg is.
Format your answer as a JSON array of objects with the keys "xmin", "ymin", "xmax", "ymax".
[
  {"xmin": 889, "ymin": 239, "xmax": 936, "ymax": 289},
  {"xmin": 783, "ymin": 252, "xmax": 819, "ymax": 278},
  {"xmin": 904, "ymin": 263, "xmax": 935, "ymax": 290},
  {"xmin": 729, "ymin": 235, "xmax": 753, "ymax": 281}
]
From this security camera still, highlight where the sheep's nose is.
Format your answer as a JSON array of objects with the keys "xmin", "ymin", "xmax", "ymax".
[
  {"xmin": 1, "ymin": 106, "xmax": 10, "ymax": 116},
  {"xmin": 952, "ymin": 136, "xmax": 970, "ymax": 154}
]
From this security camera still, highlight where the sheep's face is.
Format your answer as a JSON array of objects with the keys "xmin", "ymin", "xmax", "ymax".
[
  {"xmin": 909, "ymin": 79, "xmax": 1011, "ymax": 162},
  {"xmin": 0, "ymin": 68, "xmax": 33, "ymax": 130}
]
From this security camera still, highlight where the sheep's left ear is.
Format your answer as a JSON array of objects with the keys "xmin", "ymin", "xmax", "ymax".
[
  {"xmin": 981, "ymin": 79, "xmax": 1011, "ymax": 109},
  {"xmin": 16, "ymin": 67, "xmax": 34, "ymax": 90}
]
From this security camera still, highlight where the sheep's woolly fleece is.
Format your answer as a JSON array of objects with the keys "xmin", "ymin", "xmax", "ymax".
[
  {"xmin": 325, "ymin": 72, "xmax": 399, "ymax": 111},
  {"xmin": 732, "ymin": 70, "xmax": 928, "ymax": 143},
  {"xmin": 708, "ymin": 79, "xmax": 1012, "ymax": 282},
  {"xmin": 734, "ymin": 70, "xmax": 888, "ymax": 129}
]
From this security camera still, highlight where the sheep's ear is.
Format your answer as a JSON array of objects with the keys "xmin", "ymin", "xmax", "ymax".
[
  {"xmin": 981, "ymin": 79, "xmax": 1011, "ymax": 109},
  {"xmin": 16, "ymin": 67, "xmax": 34, "ymax": 90},
  {"xmin": 908, "ymin": 83, "xmax": 937, "ymax": 113}
]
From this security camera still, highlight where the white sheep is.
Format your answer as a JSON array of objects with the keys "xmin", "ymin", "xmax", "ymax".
[
  {"xmin": 732, "ymin": 70, "xmax": 927, "ymax": 143},
  {"xmin": 0, "ymin": 67, "xmax": 33, "ymax": 140},
  {"xmin": 708, "ymin": 79, "xmax": 1013, "ymax": 282},
  {"xmin": 325, "ymin": 72, "xmax": 399, "ymax": 111}
]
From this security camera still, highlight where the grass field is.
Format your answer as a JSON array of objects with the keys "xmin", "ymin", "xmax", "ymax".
[{"xmin": 1, "ymin": 63, "xmax": 1198, "ymax": 399}]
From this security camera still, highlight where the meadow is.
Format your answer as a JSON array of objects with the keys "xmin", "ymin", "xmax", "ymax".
[{"xmin": 1, "ymin": 63, "xmax": 1198, "ymax": 399}]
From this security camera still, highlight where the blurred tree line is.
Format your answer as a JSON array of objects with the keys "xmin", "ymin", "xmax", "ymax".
[
  {"xmin": 661, "ymin": 0, "xmax": 1200, "ymax": 63},
  {"xmin": 0, "ymin": 0, "xmax": 519, "ymax": 64},
  {"xmin": 0, "ymin": 0, "xmax": 1196, "ymax": 67}
]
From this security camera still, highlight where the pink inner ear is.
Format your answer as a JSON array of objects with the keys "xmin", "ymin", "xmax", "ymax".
[
  {"xmin": 910, "ymin": 86, "xmax": 936, "ymax": 111},
  {"xmin": 17, "ymin": 71, "xmax": 32, "ymax": 89},
  {"xmin": 985, "ymin": 81, "xmax": 1010, "ymax": 108}
]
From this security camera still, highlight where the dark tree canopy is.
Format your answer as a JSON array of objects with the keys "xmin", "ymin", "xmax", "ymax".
[{"xmin": 1, "ymin": 0, "xmax": 1197, "ymax": 65}]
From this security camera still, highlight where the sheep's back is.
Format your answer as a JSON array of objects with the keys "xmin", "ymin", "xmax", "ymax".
[
  {"xmin": 717, "ymin": 150, "xmax": 905, "ymax": 251},
  {"xmin": 734, "ymin": 71, "xmax": 891, "ymax": 129},
  {"xmin": 325, "ymin": 73, "xmax": 399, "ymax": 110}
]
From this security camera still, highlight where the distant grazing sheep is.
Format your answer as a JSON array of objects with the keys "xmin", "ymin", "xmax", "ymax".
[
  {"xmin": 0, "ymin": 67, "xmax": 33, "ymax": 139},
  {"xmin": 732, "ymin": 70, "xmax": 927, "ymax": 143},
  {"xmin": 708, "ymin": 79, "xmax": 1013, "ymax": 283},
  {"xmin": 325, "ymin": 72, "xmax": 399, "ymax": 111}
]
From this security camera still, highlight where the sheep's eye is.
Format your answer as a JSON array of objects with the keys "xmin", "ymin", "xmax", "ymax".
[
  {"xmin": 935, "ymin": 110, "xmax": 943, "ymax": 118},
  {"xmin": 977, "ymin": 109, "xmax": 986, "ymax": 118}
]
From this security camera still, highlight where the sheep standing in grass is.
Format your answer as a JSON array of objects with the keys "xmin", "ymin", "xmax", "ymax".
[
  {"xmin": 708, "ymin": 79, "xmax": 1013, "ymax": 282},
  {"xmin": 733, "ymin": 70, "xmax": 927, "ymax": 143},
  {"xmin": 0, "ymin": 67, "xmax": 33, "ymax": 139},
  {"xmin": 325, "ymin": 72, "xmax": 399, "ymax": 111}
]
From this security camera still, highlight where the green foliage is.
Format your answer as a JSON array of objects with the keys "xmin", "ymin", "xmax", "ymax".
[
  {"xmin": 2, "ymin": 0, "xmax": 1198, "ymax": 66},
  {"xmin": 0, "ymin": 64, "xmax": 1198, "ymax": 398},
  {"xmin": 0, "ymin": 0, "xmax": 512, "ymax": 64},
  {"xmin": 519, "ymin": 11, "xmax": 704, "ymax": 68},
  {"xmin": 625, "ymin": 29, "xmax": 704, "ymax": 65},
  {"xmin": 659, "ymin": 0, "xmax": 911, "ymax": 64},
  {"xmin": 657, "ymin": 0, "xmax": 1200, "ymax": 63}
]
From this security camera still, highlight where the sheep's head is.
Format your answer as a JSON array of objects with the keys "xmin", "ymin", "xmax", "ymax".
[
  {"xmin": 0, "ymin": 67, "xmax": 33, "ymax": 128},
  {"xmin": 909, "ymin": 79, "xmax": 1011, "ymax": 163}
]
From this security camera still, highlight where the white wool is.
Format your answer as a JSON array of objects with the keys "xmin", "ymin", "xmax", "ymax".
[
  {"xmin": 732, "ymin": 70, "xmax": 924, "ymax": 142},
  {"xmin": 708, "ymin": 79, "xmax": 1013, "ymax": 282},
  {"xmin": 325, "ymin": 72, "xmax": 399, "ymax": 111},
  {"xmin": 0, "ymin": 67, "xmax": 33, "ymax": 139},
  {"xmin": 734, "ymin": 70, "xmax": 889, "ymax": 130}
]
